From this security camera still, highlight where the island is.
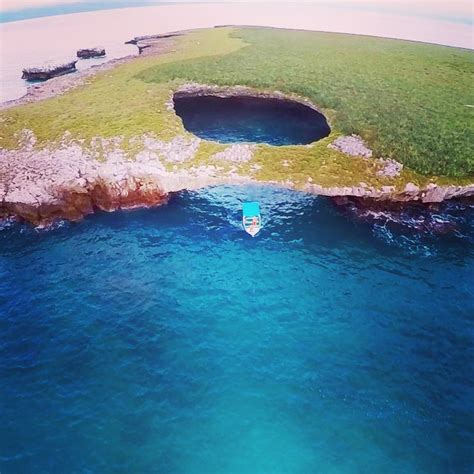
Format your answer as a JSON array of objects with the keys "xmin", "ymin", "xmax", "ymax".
[
  {"xmin": 77, "ymin": 47, "xmax": 106, "ymax": 59},
  {"xmin": 1, "ymin": 27, "xmax": 473, "ymax": 226},
  {"xmin": 21, "ymin": 60, "xmax": 78, "ymax": 81}
]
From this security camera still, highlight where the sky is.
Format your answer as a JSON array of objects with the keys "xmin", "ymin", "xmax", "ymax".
[
  {"xmin": 1, "ymin": 0, "xmax": 472, "ymax": 11},
  {"xmin": 0, "ymin": 0, "xmax": 472, "ymax": 25}
]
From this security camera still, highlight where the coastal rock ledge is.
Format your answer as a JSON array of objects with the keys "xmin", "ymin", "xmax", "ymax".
[
  {"xmin": 1, "ymin": 131, "xmax": 473, "ymax": 227},
  {"xmin": 0, "ymin": 133, "xmax": 252, "ymax": 226}
]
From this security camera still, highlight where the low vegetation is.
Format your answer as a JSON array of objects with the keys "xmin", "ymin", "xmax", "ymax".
[
  {"xmin": 1, "ymin": 27, "xmax": 472, "ymax": 190},
  {"xmin": 139, "ymin": 28, "xmax": 474, "ymax": 178},
  {"xmin": 0, "ymin": 29, "xmax": 244, "ymax": 148}
]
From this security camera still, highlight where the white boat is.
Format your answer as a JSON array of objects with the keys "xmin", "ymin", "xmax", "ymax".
[{"xmin": 242, "ymin": 201, "xmax": 261, "ymax": 237}]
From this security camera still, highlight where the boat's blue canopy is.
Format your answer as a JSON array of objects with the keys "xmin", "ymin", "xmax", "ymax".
[{"xmin": 242, "ymin": 201, "xmax": 260, "ymax": 217}]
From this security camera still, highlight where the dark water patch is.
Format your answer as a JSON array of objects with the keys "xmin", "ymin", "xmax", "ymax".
[
  {"xmin": 173, "ymin": 95, "xmax": 331, "ymax": 145},
  {"xmin": 331, "ymin": 196, "xmax": 474, "ymax": 256}
]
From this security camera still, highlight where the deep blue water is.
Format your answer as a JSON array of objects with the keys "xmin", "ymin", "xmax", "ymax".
[
  {"xmin": 1, "ymin": 186, "xmax": 474, "ymax": 473},
  {"xmin": 173, "ymin": 96, "xmax": 331, "ymax": 145}
]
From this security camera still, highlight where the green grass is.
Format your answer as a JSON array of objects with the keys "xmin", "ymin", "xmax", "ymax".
[
  {"xmin": 139, "ymin": 28, "xmax": 474, "ymax": 178},
  {"xmin": 1, "ymin": 27, "xmax": 473, "ymax": 191},
  {"xmin": 0, "ymin": 29, "xmax": 245, "ymax": 149}
]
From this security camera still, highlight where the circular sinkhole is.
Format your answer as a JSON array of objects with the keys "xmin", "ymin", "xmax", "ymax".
[{"xmin": 173, "ymin": 93, "xmax": 331, "ymax": 146}]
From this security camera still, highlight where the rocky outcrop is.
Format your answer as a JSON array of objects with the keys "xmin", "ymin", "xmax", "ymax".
[
  {"xmin": 125, "ymin": 32, "xmax": 183, "ymax": 45},
  {"xmin": 211, "ymin": 144, "xmax": 255, "ymax": 163},
  {"xmin": 173, "ymin": 83, "xmax": 326, "ymax": 116},
  {"xmin": 2, "ymin": 57, "xmax": 129, "ymax": 110},
  {"xmin": 419, "ymin": 183, "xmax": 474, "ymax": 203},
  {"xmin": 328, "ymin": 135, "xmax": 403, "ymax": 178},
  {"xmin": 77, "ymin": 47, "xmax": 106, "ymax": 59},
  {"xmin": 330, "ymin": 195, "xmax": 468, "ymax": 235},
  {"xmin": 304, "ymin": 181, "xmax": 474, "ymax": 203},
  {"xmin": 376, "ymin": 158, "xmax": 403, "ymax": 178},
  {"xmin": 2, "ymin": 130, "xmax": 473, "ymax": 227},
  {"xmin": 3, "ymin": 48, "xmax": 473, "ymax": 226},
  {"xmin": 22, "ymin": 61, "xmax": 77, "ymax": 81},
  {"xmin": 125, "ymin": 32, "xmax": 183, "ymax": 55},
  {"xmin": 0, "ymin": 136, "xmax": 164, "ymax": 225},
  {"xmin": 2, "ymin": 33, "xmax": 179, "ymax": 110},
  {"xmin": 0, "ymin": 131, "xmax": 252, "ymax": 226},
  {"xmin": 329, "ymin": 134, "xmax": 373, "ymax": 158}
]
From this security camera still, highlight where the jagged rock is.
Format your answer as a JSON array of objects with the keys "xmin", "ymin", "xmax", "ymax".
[
  {"xmin": 125, "ymin": 32, "xmax": 183, "ymax": 45},
  {"xmin": 377, "ymin": 158, "xmax": 403, "ymax": 177},
  {"xmin": 174, "ymin": 83, "xmax": 324, "ymax": 114},
  {"xmin": 77, "ymin": 47, "xmax": 106, "ymax": 59},
  {"xmin": 1, "ymin": 130, "xmax": 473, "ymax": 226},
  {"xmin": 329, "ymin": 137, "xmax": 402, "ymax": 178},
  {"xmin": 2, "ymin": 34, "xmax": 178, "ymax": 111},
  {"xmin": 0, "ymin": 131, "xmax": 250, "ymax": 226},
  {"xmin": 211, "ymin": 144, "xmax": 255, "ymax": 163},
  {"xmin": 137, "ymin": 44, "xmax": 152, "ymax": 54},
  {"xmin": 330, "ymin": 196, "xmax": 464, "ymax": 235},
  {"xmin": 304, "ymin": 181, "xmax": 474, "ymax": 203},
  {"xmin": 22, "ymin": 61, "xmax": 77, "ymax": 81},
  {"xmin": 328, "ymin": 135, "xmax": 373, "ymax": 158},
  {"xmin": 404, "ymin": 182, "xmax": 420, "ymax": 193},
  {"xmin": 125, "ymin": 32, "xmax": 183, "ymax": 55},
  {"xmin": 420, "ymin": 183, "xmax": 473, "ymax": 203}
]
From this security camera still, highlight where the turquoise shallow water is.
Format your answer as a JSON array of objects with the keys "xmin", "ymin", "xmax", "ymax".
[{"xmin": 1, "ymin": 186, "xmax": 473, "ymax": 473}]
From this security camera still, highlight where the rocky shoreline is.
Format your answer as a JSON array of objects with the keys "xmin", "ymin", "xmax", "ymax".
[
  {"xmin": 0, "ymin": 130, "xmax": 254, "ymax": 226},
  {"xmin": 1, "ymin": 127, "xmax": 473, "ymax": 227},
  {"xmin": 1, "ymin": 30, "xmax": 473, "ymax": 227},
  {"xmin": 0, "ymin": 34, "xmax": 177, "ymax": 111}
]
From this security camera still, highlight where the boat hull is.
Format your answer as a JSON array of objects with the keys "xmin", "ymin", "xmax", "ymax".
[{"xmin": 243, "ymin": 218, "xmax": 261, "ymax": 237}]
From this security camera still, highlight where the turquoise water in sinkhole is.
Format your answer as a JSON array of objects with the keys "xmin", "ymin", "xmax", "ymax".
[{"xmin": 1, "ymin": 185, "xmax": 473, "ymax": 473}]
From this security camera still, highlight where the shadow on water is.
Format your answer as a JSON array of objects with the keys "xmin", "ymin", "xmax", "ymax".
[{"xmin": 173, "ymin": 95, "xmax": 331, "ymax": 146}]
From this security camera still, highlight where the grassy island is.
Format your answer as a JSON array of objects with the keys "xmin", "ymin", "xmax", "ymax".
[{"xmin": 1, "ymin": 27, "xmax": 473, "ymax": 224}]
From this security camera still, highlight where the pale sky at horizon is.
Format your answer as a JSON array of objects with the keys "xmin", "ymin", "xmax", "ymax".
[{"xmin": 1, "ymin": 0, "xmax": 472, "ymax": 14}]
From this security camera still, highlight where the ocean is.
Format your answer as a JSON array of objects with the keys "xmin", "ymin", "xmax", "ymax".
[{"xmin": 1, "ymin": 186, "xmax": 473, "ymax": 473}]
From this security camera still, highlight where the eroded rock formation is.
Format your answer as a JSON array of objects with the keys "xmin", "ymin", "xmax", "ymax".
[
  {"xmin": 2, "ymin": 129, "xmax": 473, "ymax": 227},
  {"xmin": 125, "ymin": 32, "xmax": 184, "ymax": 55},
  {"xmin": 22, "ymin": 61, "xmax": 78, "ymax": 81},
  {"xmin": 4, "ymin": 50, "xmax": 473, "ymax": 227},
  {"xmin": 77, "ymin": 47, "xmax": 106, "ymax": 59},
  {"xmin": 174, "ymin": 83, "xmax": 325, "ymax": 116},
  {"xmin": 329, "ymin": 134, "xmax": 373, "ymax": 158},
  {"xmin": 328, "ymin": 135, "xmax": 404, "ymax": 178},
  {"xmin": 0, "ymin": 131, "xmax": 252, "ymax": 226}
]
